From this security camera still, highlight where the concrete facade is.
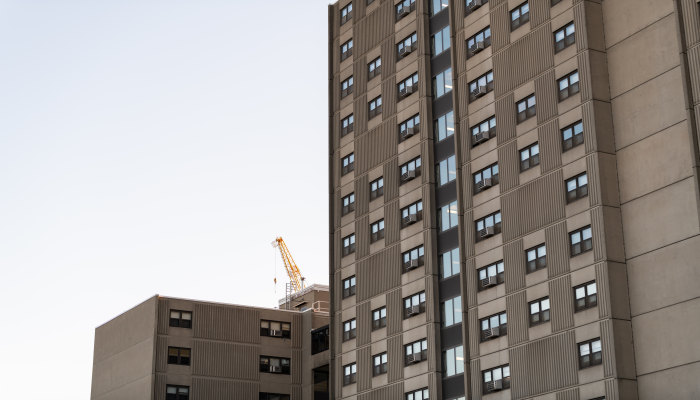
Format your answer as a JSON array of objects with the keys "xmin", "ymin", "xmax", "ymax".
[{"xmin": 328, "ymin": 1, "xmax": 700, "ymax": 399}]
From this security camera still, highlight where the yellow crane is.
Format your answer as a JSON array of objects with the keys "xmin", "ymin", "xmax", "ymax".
[{"xmin": 271, "ymin": 237, "xmax": 305, "ymax": 293}]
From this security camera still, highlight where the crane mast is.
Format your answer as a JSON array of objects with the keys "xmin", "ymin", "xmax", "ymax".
[{"xmin": 271, "ymin": 237, "xmax": 305, "ymax": 293}]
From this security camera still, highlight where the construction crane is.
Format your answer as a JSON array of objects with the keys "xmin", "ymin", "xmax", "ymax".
[{"xmin": 271, "ymin": 237, "xmax": 305, "ymax": 294}]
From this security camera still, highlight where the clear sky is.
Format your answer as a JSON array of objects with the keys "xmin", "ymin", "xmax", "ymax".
[{"xmin": 0, "ymin": 1, "xmax": 332, "ymax": 398}]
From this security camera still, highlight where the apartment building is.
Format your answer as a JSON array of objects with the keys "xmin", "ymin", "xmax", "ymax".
[
  {"xmin": 90, "ymin": 286, "xmax": 330, "ymax": 400},
  {"xmin": 328, "ymin": 0, "xmax": 700, "ymax": 399}
]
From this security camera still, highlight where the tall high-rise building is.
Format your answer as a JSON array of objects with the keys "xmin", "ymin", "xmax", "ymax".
[{"xmin": 327, "ymin": 1, "xmax": 700, "ymax": 399}]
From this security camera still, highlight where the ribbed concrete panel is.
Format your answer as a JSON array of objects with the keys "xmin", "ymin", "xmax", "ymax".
[
  {"xmin": 535, "ymin": 69, "xmax": 558, "ymax": 125},
  {"xmin": 387, "ymin": 288, "xmax": 402, "ymax": 336},
  {"xmin": 463, "ymin": 210, "xmax": 475, "ymax": 258},
  {"xmin": 460, "ymin": 164, "xmax": 473, "ymax": 209},
  {"xmin": 357, "ymin": 301, "xmax": 371, "ymax": 346},
  {"xmin": 549, "ymin": 275, "xmax": 574, "ymax": 333},
  {"xmin": 355, "ymin": 1, "xmax": 393, "ymax": 55},
  {"xmin": 688, "ymin": 45, "xmax": 700, "ymax": 104},
  {"xmin": 556, "ymin": 387, "xmax": 580, "ymax": 400},
  {"xmin": 495, "ymin": 93, "xmax": 516, "ymax": 143},
  {"xmin": 154, "ymin": 373, "xmax": 166, "ymax": 399},
  {"xmin": 417, "ymin": 57, "xmax": 429, "ymax": 99},
  {"xmin": 468, "ymin": 307, "xmax": 480, "ymax": 357},
  {"xmin": 292, "ymin": 348, "xmax": 302, "ymax": 384},
  {"xmin": 291, "ymin": 385, "xmax": 302, "ymax": 400},
  {"xmin": 423, "ymin": 230, "xmax": 435, "ymax": 275},
  {"xmin": 530, "ymin": 0, "xmax": 551, "ymax": 28},
  {"xmin": 600, "ymin": 319, "xmax": 616, "ymax": 378},
  {"xmin": 356, "ymin": 174, "xmax": 369, "ymax": 216},
  {"xmin": 574, "ymin": 2, "xmax": 588, "ymax": 52},
  {"xmin": 157, "ymin": 298, "xmax": 169, "ymax": 335},
  {"xmin": 502, "ymin": 171, "xmax": 565, "ymax": 241},
  {"xmin": 357, "ymin": 382, "xmax": 404, "ymax": 400},
  {"xmin": 427, "ymin": 323, "xmax": 438, "ymax": 372},
  {"xmin": 292, "ymin": 314, "xmax": 303, "ymax": 349},
  {"xmin": 497, "ymin": 141, "xmax": 519, "ymax": 191},
  {"xmin": 380, "ymin": 36, "xmax": 396, "ymax": 77},
  {"xmin": 357, "ymin": 346, "xmax": 372, "ymax": 391},
  {"xmin": 332, "ymin": 112, "xmax": 340, "ymax": 151},
  {"xmin": 538, "ymin": 119, "xmax": 562, "ymax": 173},
  {"xmin": 155, "ymin": 336, "xmax": 167, "ymax": 372},
  {"xmin": 356, "ymin": 118, "xmax": 398, "ymax": 175},
  {"xmin": 190, "ymin": 377, "xmax": 257, "ymax": 400},
  {"xmin": 505, "ymin": 238, "xmax": 526, "ymax": 294},
  {"xmin": 605, "ymin": 378, "xmax": 618, "ymax": 400},
  {"xmin": 357, "ymin": 246, "xmax": 401, "ymax": 301},
  {"xmin": 546, "ymin": 221, "xmax": 570, "ymax": 278},
  {"xmin": 334, "ymin": 357, "xmax": 342, "ymax": 397},
  {"xmin": 426, "ymin": 275, "xmax": 437, "ymax": 323},
  {"xmin": 681, "ymin": 0, "xmax": 700, "ymax": 46},
  {"xmin": 470, "ymin": 358, "xmax": 482, "ymax": 400},
  {"xmin": 457, "ymin": 73, "xmax": 470, "ymax": 117},
  {"xmin": 591, "ymin": 207, "xmax": 607, "ymax": 262},
  {"xmin": 595, "ymin": 262, "xmax": 611, "ymax": 319},
  {"xmin": 586, "ymin": 153, "xmax": 601, "ymax": 207},
  {"xmin": 382, "ymin": 77, "xmax": 397, "ymax": 118},
  {"xmin": 577, "ymin": 52, "xmax": 592, "ymax": 103},
  {"xmin": 192, "ymin": 341, "xmax": 259, "ymax": 380},
  {"xmin": 384, "ymin": 200, "xmax": 400, "ymax": 245},
  {"xmin": 355, "ymin": 56, "xmax": 367, "ymax": 98},
  {"xmin": 335, "ymin": 192, "xmax": 342, "ymax": 229},
  {"xmin": 465, "ymin": 258, "xmax": 478, "ymax": 306},
  {"xmin": 355, "ymin": 94, "xmax": 369, "ymax": 134},
  {"xmin": 387, "ymin": 335, "xmax": 404, "ymax": 383},
  {"xmin": 334, "ymin": 272, "xmax": 342, "ymax": 311},
  {"xmin": 494, "ymin": 24, "xmax": 554, "ymax": 97},
  {"xmin": 506, "ymin": 291, "xmax": 529, "ymax": 346},
  {"xmin": 453, "ymin": 0, "xmax": 465, "ymax": 30},
  {"xmin": 422, "ymin": 184, "xmax": 434, "ymax": 229},
  {"xmin": 455, "ymin": 29, "xmax": 467, "ymax": 68},
  {"xmin": 509, "ymin": 331, "xmax": 578, "ymax": 398},
  {"xmin": 384, "ymin": 158, "xmax": 399, "ymax": 201},
  {"xmin": 193, "ymin": 304, "xmax": 259, "ymax": 344},
  {"xmin": 490, "ymin": 3, "xmax": 510, "ymax": 52},
  {"xmin": 582, "ymin": 101, "xmax": 598, "ymax": 153},
  {"xmin": 356, "ymin": 214, "xmax": 370, "ymax": 259}
]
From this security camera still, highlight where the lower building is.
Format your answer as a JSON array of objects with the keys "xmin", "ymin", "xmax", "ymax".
[{"xmin": 90, "ymin": 285, "xmax": 330, "ymax": 400}]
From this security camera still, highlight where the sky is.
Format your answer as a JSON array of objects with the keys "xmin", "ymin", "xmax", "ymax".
[{"xmin": 0, "ymin": 1, "xmax": 333, "ymax": 398}]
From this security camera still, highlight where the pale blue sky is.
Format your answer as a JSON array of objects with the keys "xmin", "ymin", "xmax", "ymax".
[{"xmin": 0, "ymin": 1, "xmax": 332, "ymax": 398}]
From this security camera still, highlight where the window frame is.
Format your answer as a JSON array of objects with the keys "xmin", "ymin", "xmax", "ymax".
[
  {"xmin": 400, "ymin": 157, "xmax": 422, "ymax": 183},
  {"xmin": 398, "ymin": 72, "xmax": 419, "ymax": 99},
  {"xmin": 516, "ymin": 94, "xmax": 536, "ymax": 123},
  {"xmin": 368, "ymin": 95, "xmax": 383, "ymax": 119},
  {"xmin": 370, "ymin": 177, "xmax": 384, "ymax": 200},
  {"xmin": 480, "ymin": 311, "xmax": 507, "ymax": 341},
  {"xmin": 399, "ymin": 114, "xmax": 421, "ymax": 141},
  {"xmin": 519, "ymin": 142, "xmax": 540, "ymax": 171},
  {"xmin": 397, "ymin": 32, "xmax": 418, "ymax": 58},
  {"xmin": 430, "ymin": 0, "xmax": 448, "ymax": 16},
  {"xmin": 471, "ymin": 116, "xmax": 496, "ymax": 146},
  {"xmin": 525, "ymin": 244, "xmax": 547, "ymax": 273},
  {"xmin": 441, "ymin": 295, "xmax": 463, "ymax": 327},
  {"xmin": 439, "ymin": 247, "xmax": 460, "ymax": 279},
  {"xmin": 370, "ymin": 218, "xmax": 385, "ymax": 243},
  {"xmin": 558, "ymin": 70, "xmax": 580, "ymax": 101},
  {"xmin": 478, "ymin": 260, "xmax": 505, "ymax": 290},
  {"xmin": 562, "ymin": 120, "xmax": 584, "ymax": 151},
  {"xmin": 578, "ymin": 338, "xmax": 602, "ymax": 369},
  {"xmin": 342, "ymin": 233, "xmax": 356, "ymax": 257},
  {"xmin": 574, "ymin": 281, "xmax": 598, "ymax": 312},
  {"xmin": 510, "ymin": 1, "xmax": 530, "ymax": 31},
  {"xmin": 343, "ymin": 362, "xmax": 357, "ymax": 385},
  {"xmin": 434, "ymin": 110, "xmax": 455, "ymax": 142},
  {"xmin": 554, "ymin": 21, "xmax": 576, "ymax": 53},
  {"xmin": 468, "ymin": 70, "xmax": 494, "ymax": 102},
  {"xmin": 475, "ymin": 211, "xmax": 502, "ymax": 241},
  {"xmin": 438, "ymin": 200, "xmax": 459, "ymax": 232},
  {"xmin": 340, "ymin": 3, "xmax": 353, "ymax": 25},
  {"xmin": 341, "ymin": 114, "xmax": 354, "ymax": 137},
  {"xmin": 340, "ymin": 75, "xmax": 354, "ymax": 98},
  {"xmin": 342, "ymin": 275, "xmax": 356, "ymax": 298},
  {"xmin": 372, "ymin": 306, "xmax": 387, "ymax": 330},
  {"xmin": 169, "ymin": 310, "xmax": 192, "ymax": 329},
  {"xmin": 402, "ymin": 245, "xmax": 425, "ymax": 272},
  {"xmin": 467, "ymin": 26, "xmax": 492, "ymax": 58},
  {"xmin": 465, "ymin": 0, "xmax": 488, "ymax": 16},
  {"xmin": 529, "ymin": 297, "xmax": 551, "ymax": 326},
  {"xmin": 405, "ymin": 388, "xmax": 429, "ymax": 400},
  {"xmin": 372, "ymin": 352, "xmax": 388, "ymax": 376},
  {"xmin": 341, "ymin": 192, "xmax": 355, "ymax": 215},
  {"xmin": 341, "ymin": 153, "xmax": 355, "ymax": 175},
  {"xmin": 569, "ymin": 225, "xmax": 593, "ymax": 256},
  {"xmin": 443, "ymin": 345, "xmax": 465, "ymax": 377},
  {"xmin": 432, "ymin": 68, "xmax": 453, "ymax": 99},
  {"xmin": 342, "ymin": 318, "xmax": 357, "ymax": 341},
  {"xmin": 566, "ymin": 172, "xmax": 588, "ymax": 203},
  {"xmin": 340, "ymin": 39, "xmax": 353, "ymax": 61},
  {"xmin": 431, "ymin": 25, "xmax": 451, "ymax": 56},
  {"xmin": 396, "ymin": 0, "xmax": 416, "ymax": 21},
  {"xmin": 166, "ymin": 385, "xmax": 190, "ymax": 400},
  {"xmin": 473, "ymin": 163, "xmax": 499, "ymax": 193},
  {"xmin": 482, "ymin": 364, "xmax": 511, "ymax": 394},
  {"xmin": 403, "ymin": 291, "xmax": 426, "ymax": 318},
  {"xmin": 404, "ymin": 339, "xmax": 428, "ymax": 365},
  {"xmin": 401, "ymin": 200, "xmax": 424, "ymax": 228},
  {"xmin": 436, "ymin": 155, "xmax": 457, "ymax": 186},
  {"xmin": 368, "ymin": 56, "xmax": 382, "ymax": 80},
  {"xmin": 260, "ymin": 320, "xmax": 292, "ymax": 339},
  {"xmin": 167, "ymin": 346, "xmax": 191, "ymax": 366}
]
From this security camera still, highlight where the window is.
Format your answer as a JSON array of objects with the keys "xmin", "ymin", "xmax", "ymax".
[
  {"xmin": 475, "ymin": 211, "xmax": 502, "ymax": 241},
  {"xmin": 402, "ymin": 245, "xmax": 425, "ymax": 272},
  {"xmin": 368, "ymin": 95, "xmax": 382, "ymax": 119},
  {"xmin": 311, "ymin": 325, "xmax": 329, "ymax": 354},
  {"xmin": 166, "ymin": 385, "xmax": 189, "ymax": 400},
  {"xmin": 341, "ymin": 3, "xmax": 353, "ymax": 25},
  {"xmin": 341, "ymin": 114, "xmax": 354, "ymax": 136},
  {"xmin": 566, "ymin": 172, "xmax": 588, "ymax": 203},
  {"xmin": 526, "ymin": 244, "xmax": 546, "ymax": 273},
  {"xmin": 551, "ymin": 0, "xmax": 562, "ymax": 5},
  {"xmin": 467, "ymin": 27, "xmax": 491, "ymax": 58},
  {"xmin": 260, "ymin": 320, "xmax": 292, "ymax": 338},
  {"xmin": 368, "ymin": 56, "xmax": 382, "ymax": 80},
  {"xmin": 516, "ymin": 94, "xmax": 536, "ymax": 123},
  {"xmin": 558, "ymin": 70, "xmax": 580, "ymax": 101},
  {"xmin": 434, "ymin": 110, "xmax": 455, "ymax": 141},
  {"xmin": 436, "ymin": 155, "xmax": 456, "ymax": 186},
  {"xmin": 432, "ymin": 68, "xmax": 453, "ymax": 98},
  {"xmin": 167, "ymin": 347, "xmax": 191, "ymax": 366},
  {"xmin": 443, "ymin": 345, "xmax": 464, "ymax": 376},
  {"xmin": 260, "ymin": 356, "xmax": 291, "ymax": 374},
  {"xmin": 483, "ymin": 365, "xmax": 510, "ymax": 393},
  {"xmin": 439, "ymin": 248, "xmax": 460, "ymax": 279},
  {"xmin": 373, "ymin": 352, "xmax": 388, "ymax": 376},
  {"xmin": 554, "ymin": 22, "xmax": 575, "ymax": 53},
  {"xmin": 398, "ymin": 73, "xmax": 419, "ymax": 99},
  {"xmin": 400, "ymin": 157, "xmax": 422, "ymax": 183},
  {"xmin": 396, "ymin": 0, "xmax": 416, "ymax": 20},
  {"xmin": 342, "ymin": 193, "xmax": 355, "ymax": 215},
  {"xmin": 341, "ymin": 39, "xmax": 353, "ymax": 61},
  {"xmin": 471, "ymin": 116, "xmax": 496, "ymax": 146},
  {"xmin": 260, "ymin": 394, "xmax": 290, "ymax": 400},
  {"xmin": 574, "ymin": 281, "xmax": 598, "ymax": 312},
  {"xmin": 342, "ymin": 276, "xmax": 356, "ymax": 298},
  {"xmin": 519, "ymin": 142, "xmax": 540, "ymax": 171},
  {"xmin": 370, "ymin": 177, "xmax": 384, "ymax": 200},
  {"xmin": 431, "ymin": 26, "xmax": 451, "ymax": 56},
  {"xmin": 465, "ymin": 0, "xmax": 488, "ymax": 15},
  {"xmin": 343, "ymin": 363, "xmax": 357, "ymax": 385},
  {"xmin": 406, "ymin": 388, "xmax": 429, "ymax": 400},
  {"xmin": 169, "ymin": 310, "xmax": 192, "ymax": 328},
  {"xmin": 341, "ymin": 76, "xmax": 354, "ymax": 98},
  {"xmin": 473, "ymin": 163, "xmax": 499, "ymax": 193},
  {"xmin": 342, "ymin": 233, "xmax": 356, "ymax": 256},
  {"xmin": 401, "ymin": 201, "xmax": 423, "ymax": 227},
  {"xmin": 442, "ymin": 296, "xmax": 462, "ymax": 327},
  {"xmin": 468, "ymin": 70, "xmax": 493, "ymax": 101},
  {"xmin": 404, "ymin": 291, "xmax": 426, "ymax": 318},
  {"xmin": 398, "ymin": 32, "xmax": 418, "ymax": 58},
  {"xmin": 510, "ymin": 2, "xmax": 530, "ymax": 31},
  {"xmin": 578, "ymin": 338, "xmax": 602, "ymax": 369},
  {"xmin": 341, "ymin": 153, "xmax": 354, "ymax": 175},
  {"xmin": 431, "ymin": 0, "xmax": 448, "ymax": 15},
  {"xmin": 405, "ymin": 339, "xmax": 428, "ymax": 364},
  {"xmin": 480, "ymin": 312, "xmax": 507, "ymax": 341},
  {"xmin": 570, "ymin": 226, "xmax": 592, "ymax": 256},
  {"xmin": 438, "ymin": 201, "xmax": 459, "ymax": 232},
  {"xmin": 400, "ymin": 114, "xmax": 421, "ymax": 141},
  {"xmin": 478, "ymin": 261, "xmax": 504, "ymax": 290},
  {"xmin": 370, "ymin": 219, "xmax": 385, "ymax": 242},
  {"xmin": 529, "ymin": 297, "xmax": 551, "ymax": 326},
  {"xmin": 562, "ymin": 120, "xmax": 584, "ymax": 151},
  {"xmin": 342, "ymin": 318, "xmax": 356, "ymax": 341},
  {"xmin": 372, "ymin": 306, "xmax": 387, "ymax": 330}
]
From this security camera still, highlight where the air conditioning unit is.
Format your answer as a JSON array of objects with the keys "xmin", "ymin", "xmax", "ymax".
[
  {"xmin": 405, "ymin": 84, "xmax": 415, "ymax": 94},
  {"xmin": 408, "ymin": 304, "xmax": 421, "ymax": 316},
  {"xmin": 398, "ymin": 7, "xmax": 409, "ymax": 17},
  {"xmin": 409, "ymin": 258, "xmax": 420, "ymax": 268},
  {"xmin": 492, "ymin": 379, "xmax": 503, "ymax": 390},
  {"xmin": 476, "ymin": 177, "xmax": 493, "ymax": 191},
  {"xmin": 473, "ymin": 130, "xmax": 491, "ymax": 145},
  {"xmin": 270, "ymin": 329, "xmax": 283, "ymax": 337},
  {"xmin": 481, "ymin": 275, "xmax": 498, "ymax": 289},
  {"xmin": 401, "ymin": 126, "xmax": 416, "ymax": 140},
  {"xmin": 401, "ymin": 169, "xmax": 417, "ymax": 181},
  {"xmin": 469, "ymin": 0, "xmax": 483, "ymax": 11},
  {"xmin": 400, "ymin": 45, "xmax": 414, "ymax": 56},
  {"xmin": 407, "ymin": 352, "xmax": 422, "ymax": 364},
  {"xmin": 470, "ymin": 40, "xmax": 485, "ymax": 53},
  {"xmin": 479, "ymin": 226, "xmax": 495, "ymax": 238},
  {"xmin": 490, "ymin": 326, "xmax": 501, "ymax": 337},
  {"xmin": 270, "ymin": 365, "xmax": 282, "ymax": 373},
  {"xmin": 404, "ymin": 213, "xmax": 418, "ymax": 225},
  {"xmin": 472, "ymin": 85, "xmax": 488, "ymax": 98}
]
